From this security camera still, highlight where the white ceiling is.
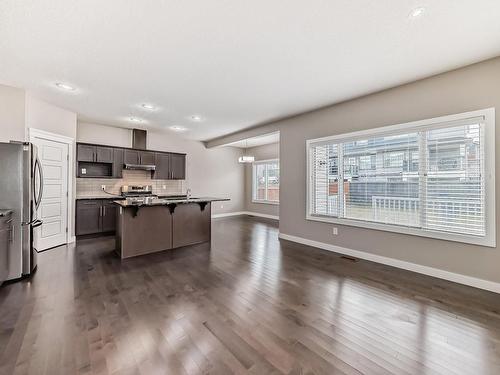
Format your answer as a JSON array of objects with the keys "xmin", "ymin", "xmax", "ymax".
[
  {"xmin": 1, "ymin": 1, "xmax": 500, "ymax": 141},
  {"xmin": 227, "ymin": 132, "xmax": 279, "ymax": 148}
]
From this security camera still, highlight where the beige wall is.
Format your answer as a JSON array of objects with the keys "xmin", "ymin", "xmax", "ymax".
[
  {"xmin": 25, "ymin": 95, "xmax": 77, "ymax": 139},
  {"xmin": 77, "ymin": 122, "xmax": 245, "ymax": 214},
  {"xmin": 208, "ymin": 56, "xmax": 500, "ymax": 284},
  {"xmin": 245, "ymin": 142, "xmax": 279, "ymax": 217},
  {"xmin": 0, "ymin": 84, "xmax": 26, "ymax": 142}
]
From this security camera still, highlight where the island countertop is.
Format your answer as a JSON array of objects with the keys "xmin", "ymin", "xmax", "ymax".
[{"xmin": 113, "ymin": 197, "xmax": 230, "ymax": 208}]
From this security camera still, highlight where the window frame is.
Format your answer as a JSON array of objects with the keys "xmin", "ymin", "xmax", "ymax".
[
  {"xmin": 306, "ymin": 108, "xmax": 496, "ymax": 247},
  {"xmin": 252, "ymin": 159, "xmax": 280, "ymax": 205}
]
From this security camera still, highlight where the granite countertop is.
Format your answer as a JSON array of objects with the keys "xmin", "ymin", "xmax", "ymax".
[
  {"xmin": 0, "ymin": 209, "xmax": 13, "ymax": 217},
  {"xmin": 76, "ymin": 194, "xmax": 123, "ymax": 200},
  {"xmin": 114, "ymin": 197, "xmax": 230, "ymax": 208}
]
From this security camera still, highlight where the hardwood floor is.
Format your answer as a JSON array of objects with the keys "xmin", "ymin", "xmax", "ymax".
[{"xmin": 1, "ymin": 216, "xmax": 500, "ymax": 375}]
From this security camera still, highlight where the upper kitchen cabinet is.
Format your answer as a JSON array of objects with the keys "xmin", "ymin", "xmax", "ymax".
[
  {"xmin": 124, "ymin": 150, "xmax": 155, "ymax": 165},
  {"xmin": 77, "ymin": 143, "xmax": 114, "ymax": 177},
  {"xmin": 139, "ymin": 151, "xmax": 155, "ymax": 165},
  {"xmin": 153, "ymin": 152, "xmax": 186, "ymax": 180},
  {"xmin": 124, "ymin": 149, "xmax": 139, "ymax": 165},
  {"xmin": 77, "ymin": 144, "xmax": 95, "ymax": 162},
  {"xmin": 154, "ymin": 152, "xmax": 170, "ymax": 179},
  {"xmin": 112, "ymin": 148, "xmax": 124, "ymax": 178},
  {"xmin": 77, "ymin": 144, "xmax": 114, "ymax": 163},
  {"xmin": 95, "ymin": 146, "xmax": 113, "ymax": 163},
  {"xmin": 170, "ymin": 154, "xmax": 186, "ymax": 179}
]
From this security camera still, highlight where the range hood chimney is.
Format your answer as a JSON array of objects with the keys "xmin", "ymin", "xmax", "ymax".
[{"xmin": 132, "ymin": 129, "xmax": 147, "ymax": 150}]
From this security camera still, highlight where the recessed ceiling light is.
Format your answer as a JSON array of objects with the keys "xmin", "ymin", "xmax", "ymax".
[
  {"xmin": 170, "ymin": 126, "xmax": 187, "ymax": 132},
  {"xmin": 189, "ymin": 115, "xmax": 203, "ymax": 122},
  {"xmin": 55, "ymin": 82, "xmax": 75, "ymax": 91},
  {"xmin": 129, "ymin": 117, "xmax": 143, "ymax": 123},
  {"xmin": 409, "ymin": 7, "xmax": 426, "ymax": 18},
  {"xmin": 141, "ymin": 103, "xmax": 156, "ymax": 110}
]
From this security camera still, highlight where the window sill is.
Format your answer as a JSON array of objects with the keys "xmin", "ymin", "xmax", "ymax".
[
  {"xmin": 306, "ymin": 214, "xmax": 495, "ymax": 247},
  {"xmin": 252, "ymin": 200, "xmax": 279, "ymax": 206}
]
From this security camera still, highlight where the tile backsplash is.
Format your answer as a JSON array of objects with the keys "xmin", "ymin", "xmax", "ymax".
[{"xmin": 76, "ymin": 170, "xmax": 185, "ymax": 196}]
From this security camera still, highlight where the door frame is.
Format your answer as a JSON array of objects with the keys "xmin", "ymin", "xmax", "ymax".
[{"xmin": 28, "ymin": 128, "xmax": 75, "ymax": 244}]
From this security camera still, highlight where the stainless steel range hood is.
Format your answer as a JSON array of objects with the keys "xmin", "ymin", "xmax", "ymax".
[{"xmin": 124, "ymin": 163, "xmax": 156, "ymax": 171}]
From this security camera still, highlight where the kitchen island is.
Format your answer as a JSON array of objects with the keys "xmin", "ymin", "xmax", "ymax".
[{"xmin": 114, "ymin": 197, "xmax": 229, "ymax": 259}]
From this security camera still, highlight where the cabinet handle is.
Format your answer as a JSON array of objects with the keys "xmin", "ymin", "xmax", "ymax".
[
  {"xmin": 9, "ymin": 225, "xmax": 14, "ymax": 242},
  {"xmin": 103, "ymin": 206, "xmax": 106, "ymax": 216}
]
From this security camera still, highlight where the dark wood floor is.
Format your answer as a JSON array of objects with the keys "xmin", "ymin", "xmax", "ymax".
[{"xmin": 1, "ymin": 216, "xmax": 500, "ymax": 375}]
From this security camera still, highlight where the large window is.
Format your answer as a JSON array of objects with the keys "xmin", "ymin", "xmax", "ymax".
[
  {"xmin": 253, "ymin": 160, "xmax": 279, "ymax": 204},
  {"xmin": 307, "ymin": 109, "xmax": 495, "ymax": 246}
]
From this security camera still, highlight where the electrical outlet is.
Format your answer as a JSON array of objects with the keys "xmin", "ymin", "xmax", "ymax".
[
  {"xmin": 220, "ymin": 204, "xmax": 224, "ymax": 209},
  {"xmin": 332, "ymin": 227, "xmax": 338, "ymax": 235},
  {"xmin": 101, "ymin": 185, "xmax": 106, "ymax": 191},
  {"xmin": 162, "ymin": 185, "xmax": 166, "ymax": 189}
]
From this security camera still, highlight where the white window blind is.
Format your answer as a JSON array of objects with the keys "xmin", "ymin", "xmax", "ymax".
[
  {"xmin": 253, "ymin": 160, "xmax": 279, "ymax": 203},
  {"xmin": 307, "ymin": 109, "xmax": 495, "ymax": 246}
]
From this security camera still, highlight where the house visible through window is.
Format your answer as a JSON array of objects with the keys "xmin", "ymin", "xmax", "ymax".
[
  {"xmin": 253, "ymin": 160, "xmax": 279, "ymax": 203},
  {"xmin": 307, "ymin": 109, "xmax": 495, "ymax": 247}
]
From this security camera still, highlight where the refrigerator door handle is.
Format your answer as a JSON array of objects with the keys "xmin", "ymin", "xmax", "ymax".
[{"xmin": 34, "ymin": 156, "xmax": 44, "ymax": 210}]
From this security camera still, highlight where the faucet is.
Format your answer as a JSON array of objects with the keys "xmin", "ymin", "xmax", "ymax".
[{"xmin": 186, "ymin": 188, "xmax": 192, "ymax": 200}]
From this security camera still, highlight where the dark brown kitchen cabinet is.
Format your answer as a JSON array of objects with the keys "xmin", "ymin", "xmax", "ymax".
[
  {"xmin": 76, "ymin": 142, "xmax": 186, "ymax": 179},
  {"xmin": 139, "ymin": 151, "xmax": 155, "ymax": 165},
  {"xmin": 154, "ymin": 152, "xmax": 170, "ymax": 179},
  {"xmin": 76, "ymin": 200, "xmax": 102, "ymax": 235},
  {"xmin": 123, "ymin": 150, "xmax": 155, "ymax": 165},
  {"xmin": 77, "ymin": 144, "xmax": 114, "ymax": 163},
  {"xmin": 170, "ymin": 154, "xmax": 186, "ymax": 179},
  {"xmin": 77, "ymin": 144, "xmax": 96, "ymax": 162},
  {"xmin": 101, "ymin": 201, "xmax": 117, "ymax": 232},
  {"xmin": 112, "ymin": 148, "xmax": 124, "ymax": 178},
  {"xmin": 76, "ymin": 199, "xmax": 119, "ymax": 236},
  {"xmin": 153, "ymin": 152, "xmax": 185, "ymax": 180},
  {"xmin": 124, "ymin": 149, "xmax": 139, "ymax": 165},
  {"xmin": 95, "ymin": 146, "xmax": 114, "ymax": 163}
]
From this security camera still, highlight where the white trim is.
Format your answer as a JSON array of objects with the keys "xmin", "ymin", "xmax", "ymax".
[
  {"xmin": 68, "ymin": 236, "xmax": 76, "ymax": 244},
  {"xmin": 212, "ymin": 211, "xmax": 247, "ymax": 218},
  {"xmin": 244, "ymin": 211, "xmax": 279, "ymax": 220},
  {"xmin": 252, "ymin": 158, "xmax": 279, "ymax": 164},
  {"xmin": 306, "ymin": 107, "xmax": 496, "ymax": 247},
  {"xmin": 251, "ymin": 200, "xmax": 279, "ymax": 205},
  {"xmin": 211, "ymin": 211, "xmax": 279, "ymax": 220},
  {"xmin": 278, "ymin": 233, "xmax": 500, "ymax": 294},
  {"xmin": 28, "ymin": 128, "xmax": 75, "ymax": 245}
]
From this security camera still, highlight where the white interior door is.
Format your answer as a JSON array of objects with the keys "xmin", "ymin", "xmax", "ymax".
[{"xmin": 32, "ymin": 137, "xmax": 69, "ymax": 250}]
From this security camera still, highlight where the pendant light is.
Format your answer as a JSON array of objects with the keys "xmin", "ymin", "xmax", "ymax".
[{"xmin": 238, "ymin": 139, "xmax": 255, "ymax": 163}]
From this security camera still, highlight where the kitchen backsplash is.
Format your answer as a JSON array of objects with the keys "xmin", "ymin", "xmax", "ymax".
[{"xmin": 76, "ymin": 170, "xmax": 185, "ymax": 197}]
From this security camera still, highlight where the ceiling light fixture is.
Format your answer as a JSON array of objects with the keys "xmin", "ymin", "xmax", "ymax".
[
  {"xmin": 409, "ymin": 7, "xmax": 426, "ymax": 19},
  {"xmin": 141, "ymin": 103, "xmax": 156, "ymax": 110},
  {"xmin": 189, "ymin": 115, "xmax": 203, "ymax": 122},
  {"xmin": 55, "ymin": 82, "xmax": 76, "ymax": 91},
  {"xmin": 170, "ymin": 125, "xmax": 187, "ymax": 132},
  {"xmin": 238, "ymin": 140, "xmax": 255, "ymax": 163}
]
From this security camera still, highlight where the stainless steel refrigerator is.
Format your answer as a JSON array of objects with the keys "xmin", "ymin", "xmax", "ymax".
[{"xmin": 0, "ymin": 142, "xmax": 43, "ymax": 281}]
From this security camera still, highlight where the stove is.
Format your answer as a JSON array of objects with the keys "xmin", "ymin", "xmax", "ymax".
[{"xmin": 121, "ymin": 185, "xmax": 156, "ymax": 198}]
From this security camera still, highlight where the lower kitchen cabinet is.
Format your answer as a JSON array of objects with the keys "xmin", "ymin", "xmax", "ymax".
[{"xmin": 76, "ymin": 199, "xmax": 119, "ymax": 236}]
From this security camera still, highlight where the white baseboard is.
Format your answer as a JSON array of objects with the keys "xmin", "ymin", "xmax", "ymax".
[
  {"xmin": 244, "ymin": 211, "xmax": 279, "ymax": 220},
  {"xmin": 278, "ymin": 233, "xmax": 500, "ymax": 294},
  {"xmin": 212, "ymin": 211, "xmax": 247, "ymax": 219},
  {"xmin": 212, "ymin": 211, "xmax": 279, "ymax": 220},
  {"xmin": 67, "ymin": 236, "xmax": 76, "ymax": 244}
]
